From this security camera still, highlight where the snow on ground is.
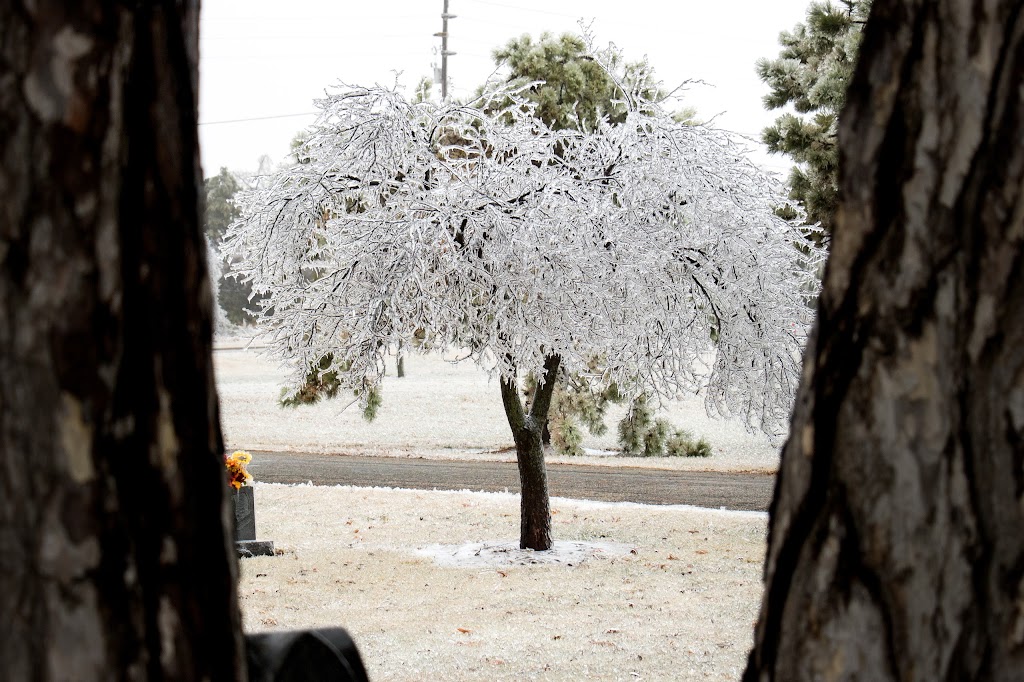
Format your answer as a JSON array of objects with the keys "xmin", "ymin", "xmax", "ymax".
[
  {"xmin": 416, "ymin": 539, "xmax": 635, "ymax": 569},
  {"xmin": 240, "ymin": 483, "xmax": 768, "ymax": 681},
  {"xmin": 214, "ymin": 339, "xmax": 781, "ymax": 473}
]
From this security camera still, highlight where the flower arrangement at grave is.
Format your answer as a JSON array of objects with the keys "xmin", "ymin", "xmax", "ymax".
[{"xmin": 225, "ymin": 450, "xmax": 253, "ymax": 490}]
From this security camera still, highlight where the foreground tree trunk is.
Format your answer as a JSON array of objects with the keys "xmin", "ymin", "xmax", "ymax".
[
  {"xmin": 501, "ymin": 355, "xmax": 562, "ymax": 550},
  {"xmin": 746, "ymin": 1, "xmax": 1024, "ymax": 679},
  {"xmin": 0, "ymin": 3, "xmax": 244, "ymax": 679}
]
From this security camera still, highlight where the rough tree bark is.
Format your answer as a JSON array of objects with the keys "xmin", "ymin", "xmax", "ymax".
[
  {"xmin": 0, "ymin": 2, "xmax": 244, "ymax": 679},
  {"xmin": 500, "ymin": 354, "xmax": 562, "ymax": 551},
  {"xmin": 746, "ymin": 1, "xmax": 1024, "ymax": 680}
]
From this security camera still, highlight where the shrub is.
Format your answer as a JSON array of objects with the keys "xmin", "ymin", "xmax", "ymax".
[
  {"xmin": 620, "ymin": 395, "xmax": 714, "ymax": 457},
  {"xmin": 666, "ymin": 429, "xmax": 713, "ymax": 458}
]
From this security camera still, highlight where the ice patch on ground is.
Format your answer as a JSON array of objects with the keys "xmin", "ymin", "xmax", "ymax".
[
  {"xmin": 416, "ymin": 539, "xmax": 636, "ymax": 568},
  {"xmin": 581, "ymin": 448, "xmax": 619, "ymax": 457}
]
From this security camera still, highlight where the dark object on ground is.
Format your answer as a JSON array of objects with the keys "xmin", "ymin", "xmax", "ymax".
[
  {"xmin": 246, "ymin": 629, "xmax": 369, "ymax": 682},
  {"xmin": 237, "ymin": 540, "xmax": 276, "ymax": 558}
]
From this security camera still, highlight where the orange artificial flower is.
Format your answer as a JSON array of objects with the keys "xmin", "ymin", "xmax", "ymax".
[{"xmin": 225, "ymin": 450, "xmax": 253, "ymax": 490}]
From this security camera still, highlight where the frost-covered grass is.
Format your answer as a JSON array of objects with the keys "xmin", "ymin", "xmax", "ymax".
[
  {"xmin": 240, "ymin": 483, "xmax": 767, "ymax": 681},
  {"xmin": 214, "ymin": 343, "xmax": 780, "ymax": 473},
  {"xmin": 216, "ymin": 342, "xmax": 776, "ymax": 679},
  {"xmin": 214, "ymin": 337, "xmax": 774, "ymax": 675}
]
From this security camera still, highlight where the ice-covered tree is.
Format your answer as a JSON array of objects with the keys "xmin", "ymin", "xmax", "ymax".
[
  {"xmin": 226, "ymin": 53, "xmax": 824, "ymax": 551},
  {"xmin": 486, "ymin": 32, "xmax": 699, "ymax": 455}
]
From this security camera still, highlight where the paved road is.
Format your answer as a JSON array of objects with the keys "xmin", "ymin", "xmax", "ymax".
[{"xmin": 246, "ymin": 451, "xmax": 775, "ymax": 512}]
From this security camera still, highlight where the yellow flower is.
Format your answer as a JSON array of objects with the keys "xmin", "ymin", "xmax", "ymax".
[{"xmin": 225, "ymin": 450, "xmax": 254, "ymax": 489}]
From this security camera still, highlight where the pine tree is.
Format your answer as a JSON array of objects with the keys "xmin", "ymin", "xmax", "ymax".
[
  {"xmin": 487, "ymin": 32, "xmax": 695, "ymax": 132},
  {"xmin": 490, "ymin": 32, "xmax": 630, "ymax": 131},
  {"xmin": 203, "ymin": 167, "xmax": 263, "ymax": 325},
  {"xmin": 203, "ymin": 166, "xmax": 241, "ymax": 243},
  {"xmin": 757, "ymin": 0, "xmax": 871, "ymax": 235}
]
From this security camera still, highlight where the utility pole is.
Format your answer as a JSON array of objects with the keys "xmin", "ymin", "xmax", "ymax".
[{"xmin": 433, "ymin": 0, "xmax": 456, "ymax": 99}]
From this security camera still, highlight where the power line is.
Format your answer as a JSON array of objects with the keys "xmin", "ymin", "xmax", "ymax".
[
  {"xmin": 201, "ymin": 32, "xmax": 424, "ymax": 41},
  {"xmin": 461, "ymin": 0, "xmax": 583, "ymax": 19},
  {"xmin": 198, "ymin": 112, "xmax": 317, "ymax": 126}
]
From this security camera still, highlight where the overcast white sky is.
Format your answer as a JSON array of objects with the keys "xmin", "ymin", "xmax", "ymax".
[{"xmin": 198, "ymin": 0, "xmax": 812, "ymax": 176}]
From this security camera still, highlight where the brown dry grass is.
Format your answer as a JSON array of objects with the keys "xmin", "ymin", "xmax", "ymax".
[{"xmin": 240, "ymin": 483, "xmax": 767, "ymax": 681}]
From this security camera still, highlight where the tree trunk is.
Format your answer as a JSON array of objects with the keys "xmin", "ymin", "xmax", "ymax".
[
  {"xmin": 746, "ymin": 1, "xmax": 1024, "ymax": 680},
  {"xmin": 500, "ymin": 355, "xmax": 562, "ymax": 550},
  {"xmin": 0, "ymin": 3, "xmax": 244, "ymax": 680}
]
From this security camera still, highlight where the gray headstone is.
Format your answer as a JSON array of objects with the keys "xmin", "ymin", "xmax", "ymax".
[{"xmin": 233, "ymin": 486, "xmax": 256, "ymax": 541}]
